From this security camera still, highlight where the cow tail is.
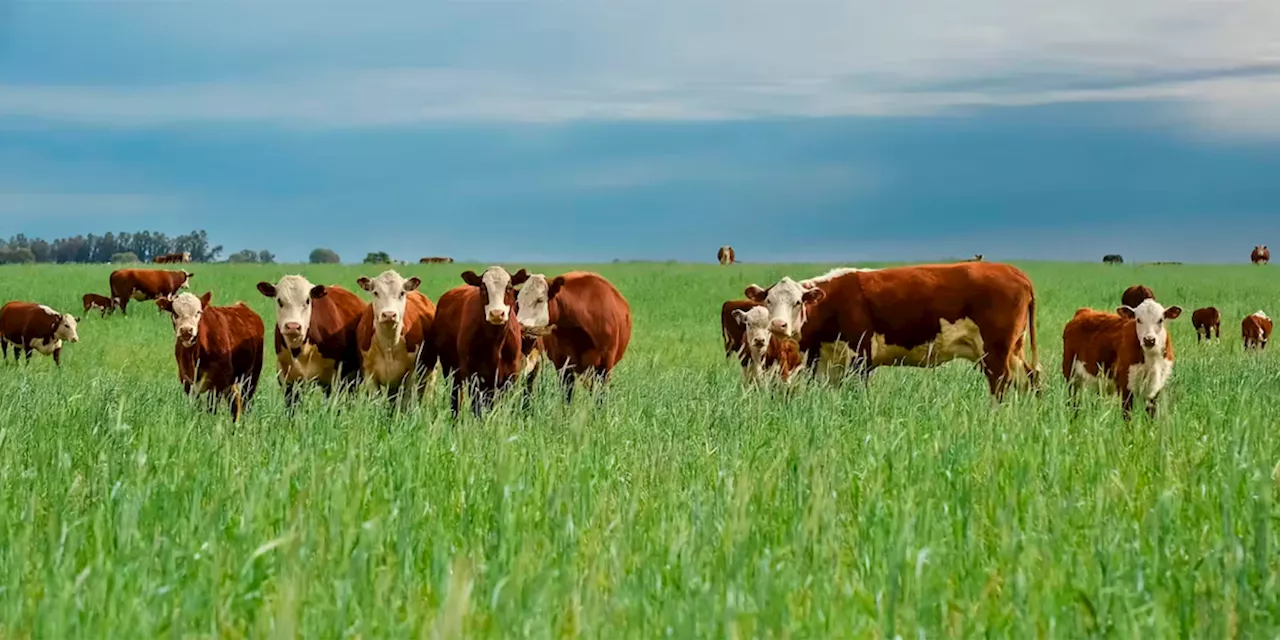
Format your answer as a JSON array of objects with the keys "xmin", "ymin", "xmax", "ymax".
[{"xmin": 1027, "ymin": 294, "xmax": 1040, "ymax": 375}]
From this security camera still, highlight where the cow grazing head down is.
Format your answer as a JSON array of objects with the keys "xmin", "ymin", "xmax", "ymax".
[
  {"xmin": 744, "ymin": 277, "xmax": 825, "ymax": 338},
  {"xmin": 515, "ymin": 273, "xmax": 564, "ymax": 336},
  {"xmin": 733, "ymin": 306, "xmax": 772, "ymax": 357},
  {"xmin": 462, "ymin": 266, "xmax": 529, "ymax": 325},
  {"xmin": 357, "ymin": 270, "xmax": 421, "ymax": 330},
  {"xmin": 39, "ymin": 305, "xmax": 80, "ymax": 344},
  {"xmin": 257, "ymin": 275, "xmax": 328, "ymax": 350},
  {"xmin": 1118, "ymin": 299, "xmax": 1182, "ymax": 353},
  {"xmin": 158, "ymin": 292, "xmax": 212, "ymax": 348}
]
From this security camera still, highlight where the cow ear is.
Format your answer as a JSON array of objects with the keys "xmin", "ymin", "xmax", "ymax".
[
  {"xmin": 461, "ymin": 271, "xmax": 483, "ymax": 287},
  {"xmin": 256, "ymin": 282, "xmax": 276, "ymax": 298},
  {"xmin": 404, "ymin": 277, "xmax": 421, "ymax": 292},
  {"xmin": 200, "ymin": 292, "xmax": 213, "ymax": 308},
  {"xmin": 548, "ymin": 276, "xmax": 566, "ymax": 300},
  {"xmin": 803, "ymin": 288, "xmax": 826, "ymax": 304},
  {"xmin": 511, "ymin": 269, "xmax": 530, "ymax": 286},
  {"xmin": 184, "ymin": 271, "xmax": 194, "ymax": 279},
  {"xmin": 745, "ymin": 285, "xmax": 767, "ymax": 302},
  {"xmin": 1164, "ymin": 305, "xmax": 1182, "ymax": 320},
  {"xmin": 157, "ymin": 298, "xmax": 173, "ymax": 313},
  {"xmin": 310, "ymin": 285, "xmax": 329, "ymax": 299},
  {"xmin": 357, "ymin": 277, "xmax": 374, "ymax": 292},
  {"xmin": 732, "ymin": 309, "xmax": 749, "ymax": 326},
  {"xmin": 1116, "ymin": 306, "xmax": 1135, "ymax": 319}
]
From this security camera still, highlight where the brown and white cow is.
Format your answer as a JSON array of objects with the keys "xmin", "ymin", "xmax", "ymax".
[
  {"xmin": 82, "ymin": 293, "xmax": 115, "ymax": 318},
  {"xmin": 1191, "ymin": 307, "xmax": 1221, "ymax": 341},
  {"xmin": 153, "ymin": 251, "xmax": 192, "ymax": 264},
  {"xmin": 0, "ymin": 302, "xmax": 80, "ymax": 366},
  {"xmin": 745, "ymin": 262, "xmax": 1040, "ymax": 397},
  {"xmin": 109, "ymin": 268, "xmax": 192, "ymax": 315},
  {"xmin": 1252, "ymin": 246, "xmax": 1270, "ymax": 265},
  {"xmin": 515, "ymin": 271, "xmax": 632, "ymax": 402},
  {"xmin": 420, "ymin": 256, "xmax": 454, "ymax": 264},
  {"xmin": 731, "ymin": 306, "xmax": 802, "ymax": 386},
  {"xmin": 721, "ymin": 299, "xmax": 761, "ymax": 358},
  {"xmin": 355, "ymin": 270, "xmax": 437, "ymax": 407},
  {"xmin": 256, "ymin": 275, "xmax": 365, "ymax": 408},
  {"xmin": 430, "ymin": 266, "xmax": 530, "ymax": 417},
  {"xmin": 717, "ymin": 246, "xmax": 735, "ymax": 265},
  {"xmin": 1242, "ymin": 311, "xmax": 1272, "ymax": 349},
  {"xmin": 157, "ymin": 292, "xmax": 265, "ymax": 422},
  {"xmin": 1062, "ymin": 299, "xmax": 1182, "ymax": 419},
  {"xmin": 1121, "ymin": 284, "xmax": 1155, "ymax": 309}
]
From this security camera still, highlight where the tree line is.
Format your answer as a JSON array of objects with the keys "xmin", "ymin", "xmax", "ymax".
[{"xmin": 0, "ymin": 230, "xmax": 405, "ymax": 265}]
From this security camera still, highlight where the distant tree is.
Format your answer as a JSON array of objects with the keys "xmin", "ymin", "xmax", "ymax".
[
  {"xmin": 111, "ymin": 251, "xmax": 140, "ymax": 264},
  {"xmin": 363, "ymin": 251, "xmax": 392, "ymax": 265},
  {"xmin": 310, "ymin": 248, "xmax": 341, "ymax": 264},
  {"xmin": 258, "ymin": 250, "xmax": 276, "ymax": 264},
  {"xmin": 227, "ymin": 249, "xmax": 259, "ymax": 264},
  {"xmin": 0, "ymin": 247, "xmax": 36, "ymax": 264}
]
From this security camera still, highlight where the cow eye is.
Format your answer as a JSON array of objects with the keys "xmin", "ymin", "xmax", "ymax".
[
  {"xmin": 400, "ymin": 292, "xmax": 405, "ymax": 299},
  {"xmin": 277, "ymin": 299, "xmax": 283, "ymax": 308}
]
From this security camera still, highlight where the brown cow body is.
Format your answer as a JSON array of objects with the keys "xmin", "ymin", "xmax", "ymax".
[
  {"xmin": 356, "ymin": 271, "xmax": 437, "ymax": 407},
  {"xmin": 0, "ymin": 302, "xmax": 80, "ymax": 365},
  {"xmin": 1062, "ymin": 300, "xmax": 1181, "ymax": 419},
  {"xmin": 1121, "ymin": 284, "xmax": 1155, "ymax": 309},
  {"xmin": 1242, "ymin": 311, "xmax": 1272, "ymax": 349},
  {"xmin": 82, "ymin": 293, "xmax": 116, "ymax": 317},
  {"xmin": 158, "ymin": 292, "xmax": 265, "ymax": 421},
  {"xmin": 420, "ymin": 257, "xmax": 454, "ymax": 264},
  {"xmin": 153, "ymin": 252, "xmax": 192, "ymax": 264},
  {"xmin": 1191, "ymin": 307, "xmax": 1221, "ymax": 341},
  {"xmin": 717, "ymin": 246, "xmax": 736, "ymax": 265},
  {"xmin": 1252, "ymin": 246, "xmax": 1270, "ymax": 265},
  {"xmin": 109, "ymin": 269, "xmax": 192, "ymax": 315},
  {"xmin": 257, "ymin": 277, "xmax": 366, "ymax": 408},
  {"xmin": 431, "ymin": 267, "xmax": 530, "ymax": 417},
  {"xmin": 516, "ymin": 272, "xmax": 632, "ymax": 402}
]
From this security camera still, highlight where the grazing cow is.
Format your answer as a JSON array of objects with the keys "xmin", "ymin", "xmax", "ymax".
[
  {"xmin": 745, "ymin": 262, "xmax": 1040, "ymax": 398},
  {"xmin": 1242, "ymin": 311, "xmax": 1272, "ymax": 349},
  {"xmin": 82, "ymin": 293, "xmax": 115, "ymax": 318},
  {"xmin": 717, "ymin": 246, "xmax": 735, "ymax": 265},
  {"xmin": 1062, "ymin": 300, "xmax": 1182, "ymax": 419},
  {"xmin": 153, "ymin": 252, "xmax": 192, "ymax": 264},
  {"xmin": 109, "ymin": 268, "xmax": 192, "ymax": 315},
  {"xmin": 420, "ymin": 257, "xmax": 454, "ymax": 264},
  {"xmin": 1103, "ymin": 254, "xmax": 1124, "ymax": 265},
  {"xmin": 1191, "ymin": 307, "xmax": 1221, "ymax": 341},
  {"xmin": 1121, "ymin": 284, "xmax": 1155, "ymax": 309},
  {"xmin": 1252, "ymin": 246, "xmax": 1270, "ymax": 265},
  {"xmin": 256, "ymin": 276, "xmax": 365, "ymax": 408},
  {"xmin": 515, "ymin": 271, "xmax": 632, "ymax": 402},
  {"xmin": 731, "ymin": 306, "xmax": 802, "ymax": 385},
  {"xmin": 157, "ymin": 292, "xmax": 265, "ymax": 422},
  {"xmin": 355, "ymin": 270, "xmax": 437, "ymax": 407},
  {"xmin": 721, "ymin": 300, "xmax": 761, "ymax": 357},
  {"xmin": 431, "ymin": 266, "xmax": 530, "ymax": 417},
  {"xmin": 0, "ymin": 302, "xmax": 80, "ymax": 366}
]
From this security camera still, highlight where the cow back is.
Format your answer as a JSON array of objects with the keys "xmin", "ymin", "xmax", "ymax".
[{"xmin": 546, "ymin": 272, "xmax": 632, "ymax": 366}]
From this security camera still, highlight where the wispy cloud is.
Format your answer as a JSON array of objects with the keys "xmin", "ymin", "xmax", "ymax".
[{"xmin": 0, "ymin": 192, "xmax": 186, "ymax": 218}]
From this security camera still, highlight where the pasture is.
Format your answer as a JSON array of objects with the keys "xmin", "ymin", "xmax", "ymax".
[{"xmin": 1, "ymin": 261, "xmax": 1278, "ymax": 637}]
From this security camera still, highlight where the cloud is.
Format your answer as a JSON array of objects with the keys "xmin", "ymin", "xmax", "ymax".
[{"xmin": 0, "ymin": 192, "xmax": 186, "ymax": 218}]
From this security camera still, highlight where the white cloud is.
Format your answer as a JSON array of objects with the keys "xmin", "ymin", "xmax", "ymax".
[{"xmin": 0, "ymin": 192, "xmax": 186, "ymax": 217}]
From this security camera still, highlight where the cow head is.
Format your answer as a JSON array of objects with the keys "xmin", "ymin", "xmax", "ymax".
[
  {"xmin": 733, "ymin": 306, "xmax": 772, "ymax": 359},
  {"xmin": 159, "ymin": 291, "xmax": 211, "ymax": 348},
  {"xmin": 515, "ymin": 273, "xmax": 564, "ymax": 336},
  {"xmin": 257, "ymin": 275, "xmax": 328, "ymax": 350},
  {"xmin": 1118, "ymin": 299, "xmax": 1181, "ymax": 353},
  {"xmin": 744, "ymin": 277, "xmax": 825, "ymax": 339},
  {"xmin": 357, "ymin": 270, "xmax": 421, "ymax": 333},
  {"xmin": 461, "ymin": 266, "xmax": 529, "ymax": 325},
  {"xmin": 180, "ymin": 270, "xmax": 194, "ymax": 288}
]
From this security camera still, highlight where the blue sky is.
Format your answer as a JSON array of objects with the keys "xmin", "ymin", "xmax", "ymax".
[{"xmin": 3, "ymin": 0, "xmax": 1280, "ymax": 263}]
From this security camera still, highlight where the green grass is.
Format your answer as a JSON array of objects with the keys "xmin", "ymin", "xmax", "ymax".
[{"xmin": 2, "ymin": 261, "xmax": 1279, "ymax": 637}]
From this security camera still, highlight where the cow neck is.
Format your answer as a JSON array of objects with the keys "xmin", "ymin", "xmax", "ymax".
[
  {"xmin": 175, "ymin": 337, "xmax": 201, "ymax": 384},
  {"xmin": 803, "ymin": 273, "xmax": 865, "ymax": 350},
  {"xmin": 374, "ymin": 318, "xmax": 405, "ymax": 350}
]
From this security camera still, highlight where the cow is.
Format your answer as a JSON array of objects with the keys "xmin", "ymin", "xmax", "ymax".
[
  {"xmin": 1061, "ymin": 299, "xmax": 1182, "ymax": 420},
  {"xmin": 109, "ymin": 268, "xmax": 192, "ymax": 315},
  {"xmin": 256, "ymin": 275, "xmax": 365, "ymax": 408},
  {"xmin": 1121, "ymin": 284, "xmax": 1155, "ymax": 309},
  {"xmin": 515, "ymin": 271, "xmax": 632, "ymax": 403},
  {"xmin": 717, "ymin": 246, "xmax": 735, "ymax": 265},
  {"xmin": 1242, "ymin": 311, "xmax": 1272, "ymax": 349},
  {"xmin": 156, "ymin": 292, "xmax": 265, "ymax": 422},
  {"xmin": 153, "ymin": 252, "xmax": 192, "ymax": 264},
  {"xmin": 1191, "ymin": 307, "xmax": 1221, "ymax": 341},
  {"xmin": 355, "ymin": 270, "xmax": 437, "ymax": 408},
  {"xmin": 1252, "ymin": 246, "xmax": 1270, "ymax": 265},
  {"xmin": 721, "ymin": 300, "xmax": 761, "ymax": 357},
  {"xmin": 1103, "ymin": 254, "xmax": 1124, "ymax": 265},
  {"xmin": 731, "ymin": 306, "xmax": 802, "ymax": 386},
  {"xmin": 745, "ymin": 262, "xmax": 1040, "ymax": 398},
  {"xmin": 420, "ymin": 257, "xmax": 455, "ymax": 264},
  {"xmin": 0, "ymin": 302, "xmax": 80, "ymax": 366},
  {"xmin": 82, "ymin": 293, "xmax": 115, "ymax": 318},
  {"xmin": 430, "ymin": 266, "xmax": 530, "ymax": 417}
]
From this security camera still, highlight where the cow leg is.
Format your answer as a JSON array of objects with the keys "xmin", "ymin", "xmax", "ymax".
[
  {"xmin": 1, "ymin": 338, "xmax": 8, "ymax": 360},
  {"xmin": 1145, "ymin": 393, "xmax": 1159, "ymax": 419},
  {"xmin": 562, "ymin": 369, "xmax": 578, "ymax": 404},
  {"xmin": 116, "ymin": 295, "xmax": 129, "ymax": 316},
  {"xmin": 283, "ymin": 382, "xmax": 301, "ymax": 411},
  {"xmin": 450, "ymin": 377, "xmax": 464, "ymax": 418},
  {"xmin": 1121, "ymin": 389, "xmax": 1136, "ymax": 421},
  {"xmin": 982, "ymin": 342, "xmax": 1014, "ymax": 401},
  {"xmin": 53, "ymin": 348, "xmax": 61, "ymax": 367},
  {"xmin": 24, "ymin": 346, "xmax": 33, "ymax": 363}
]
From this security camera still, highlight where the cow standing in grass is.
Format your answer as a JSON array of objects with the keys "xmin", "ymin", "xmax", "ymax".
[
  {"xmin": 1243, "ymin": 311, "xmax": 1272, "ymax": 349},
  {"xmin": 158, "ymin": 292, "xmax": 265, "ymax": 422},
  {"xmin": 731, "ymin": 306, "xmax": 802, "ymax": 386},
  {"xmin": 257, "ymin": 276, "xmax": 365, "ymax": 408},
  {"xmin": 0, "ymin": 302, "xmax": 80, "ymax": 366},
  {"xmin": 355, "ymin": 270, "xmax": 437, "ymax": 408},
  {"xmin": 1191, "ymin": 307, "xmax": 1221, "ymax": 341},
  {"xmin": 1062, "ymin": 299, "xmax": 1182, "ymax": 420},
  {"xmin": 110, "ymin": 269, "xmax": 192, "ymax": 315}
]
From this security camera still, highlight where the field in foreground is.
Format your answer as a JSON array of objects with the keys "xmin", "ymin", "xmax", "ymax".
[{"xmin": 1, "ymin": 261, "xmax": 1279, "ymax": 637}]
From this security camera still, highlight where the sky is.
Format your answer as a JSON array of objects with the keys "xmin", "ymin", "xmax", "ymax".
[{"xmin": 2, "ymin": 0, "xmax": 1280, "ymax": 263}]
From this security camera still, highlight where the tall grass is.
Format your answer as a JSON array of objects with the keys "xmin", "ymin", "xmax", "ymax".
[{"xmin": 1, "ymin": 261, "xmax": 1278, "ymax": 636}]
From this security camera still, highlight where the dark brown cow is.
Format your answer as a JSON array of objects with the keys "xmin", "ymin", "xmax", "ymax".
[
  {"xmin": 1252, "ymin": 246, "xmax": 1270, "ymax": 265},
  {"xmin": 745, "ymin": 262, "xmax": 1040, "ymax": 397},
  {"xmin": 721, "ymin": 299, "xmax": 761, "ymax": 357},
  {"xmin": 0, "ymin": 302, "xmax": 80, "ymax": 366},
  {"xmin": 157, "ymin": 292, "xmax": 265, "ymax": 422},
  {"xmin": 1243, "ymin": 311, "xmax": 1272, "ymax": 349},
  {"xmin": 515, "ymin": 271, "xmax": 633, "ymax": 402},
  {"xmin": 355, "ymin": 270, "xmax": 437, "ymax": 407},
  {"xmin": 731, "ymin": 305, "xmax": 803, "ymax": 385},
  {"xmin": 420, "ymin": 257, "xmax": 454, "ymax": 264},
  {"xmin": 717, "ymin": 246, "xmax": 735, "ymax": 265},
  {"xmin": 82, "ymin": 293, "xmax": 115, "ymax": 318},
  {"xmin": 1121, "ymin": 284, "xmax": 1155, "ymax": 309},
  {"xmin": 109, "ymin": 268, "xmax": 193, "ymax": 315},
  {"xmin": 1062, "ymin": 299, "xmax": 1181, "ymax": 419},
  {"xmin": 153, "ymin": 251, "xmax": 192, "ymax": 264},
  {"xmin": 1191, "ymin": 307, "xmax": 1221, "ymax": 341},
  {"xmin": 256, "ymin": 275, "xmax": 366, "ymax": 408},
  {"xmin": 430, "ymin": 266, "xmax": 530, "ymax": 417}
]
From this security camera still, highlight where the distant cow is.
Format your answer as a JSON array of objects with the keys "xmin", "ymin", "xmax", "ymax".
[
  {"xmin": 431, "ymin": 266, "xmax": 530, "ymax": 417},
  {"xmin": 515, "ymin": 271, "xmax": 632, "ymax": 402},
  {"xmin": 731, "ymin": 306, "xmax": 802, "ymax": 385},
  {"xmin": 157, "ymin": 292, "xmax": 265, "ymax": 422},
  {"xmin": 109, "ymin": 268, "xmax": 192, "ymax": 315},
  {"xmin": 746, "ymin": 262, "xmax": 1040, "ymax": 398},
  {"xmin": 721, "ymin": 300, "xmax": 761, "ymax": 357},
  {"xmin": 1252, "ymin": 246, "xmax": 1270, "ymax": 265},
  {"xmin": 82, "ymin": 293, "xmax": 115, "ymax": 318},
  {"xmin": 355, "ymin": 270, "xmax": 437, "ymax": 407},
  {"xmin": 0, "ymin": 302, "xmax": 80, "ymax": 366},
  {"xmin": 1103, "ymin": 254, "xmax": 1124, "ymax": 265},
  {"xmin": 420, "ymin": 257, "xmax": 454, "ymax": 264},
  {"xmin": 1121, "ymin": 285, "xmax": 1155, "ymax": 309},
  {"xmin": 257, "ymin": 276, "xmax": 365, "ymax": 408},
  {"xmin": 717, "ymin": 246, "xmax": 735, "ymax": 265},
  {"xmin": 1062, "ymin": 300, "xmax": 1182, "ymax": 419},
  {"xmin": 153, "ymin": 252, "xmax": 192, "ymax": 264},
  {"xmin": 1191, "ymin": 307, "xmax": 1221, "ymax": 341},
  {"xmin": 1242, "ymin": 311, "xmax": 1272, "ymax": 349},
  {"xmin": 970, "ymin": 254, "xmax": 984, "ymax": 262}
]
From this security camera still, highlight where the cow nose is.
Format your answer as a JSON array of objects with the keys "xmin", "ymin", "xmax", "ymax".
[
  {"xmin": 752, "ymin": 339, "xmax": 766, "ymax": 349},
  {"xmin": 487, "ymin": 310, "xmax": 506, "ymax": 323},
  {"xmin": 380, "ymin": 310, "xmax": 397, "ymax": 322},
  {"xmin": 771, "ymin": 319, "xmax": 789, "ymax": 332},
  {"xmin": 284, "ymin": 322, "xmax": 302, "ymax": 333},
  {"xmin": 1142, "ymin": 336, "xmax": 1157, "ymax": 348}
]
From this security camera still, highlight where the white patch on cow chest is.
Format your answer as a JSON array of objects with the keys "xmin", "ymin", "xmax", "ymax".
[
  {"xmin": 871, "ymin": 318, "xmax": 984, "ymax": 367},
  {"xmin": 278, "ymin": 343, "xmax": 338, "ymax": 384},
  {"xmin": 1127, "ymin": 356, "xmax": 1173, "ymax": 400},
  {"xmin": 521, "ymin": 345, "xmax": 541, "ymax": 377},
  {"xmin": 32, "ymin": 338, "xmax": 61, "ymax": 355},
  {"xmin": 363, "ymin": 342, "xmax": 417, "ymax": 386},
  {"xmin": 1069, "ymin": 359, "xmax": 1115, "ymax": 394}
]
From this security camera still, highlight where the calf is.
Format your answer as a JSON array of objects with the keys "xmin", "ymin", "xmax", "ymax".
[
  {"xmin": 82, "ymin": 293, "xmax": 115, "ymax": 318},
  {"xmin": 1191, "ymin": 307, "xmax": 1220, "ymax": 341},
  {"xmin": 1062, "ymin": 299, "xmax": 1182, "ymax": 419},
  {"xmin": 721, "ymin": 300, "xmax": 761, "ymax": 357},
  {"xmin": 1121, "ymin": 284, "xmax": 1155, "ymax": 309},
  {"xmin": 109, "ymin": 268, "xmax": 192, "ymax": 315},
  {"xmin": 257, "ymin": 276, "xmax": 365, "ymax": 408},
  {"xmin": 1252, "ymin": 245, "xmax": 1270, "ymax": 265},
  {"xmin": 157, "ymin": 292, "xmax": 265, "ymax": 422},
  {"xmin": 355, "ymin": 270, "xmax": 437, "ymax": 407},
  {"xmin": 732, "ymin": 306, "xmax": 802, "ymax": 385},
  {"xmin": 430, "ymin": 266, "xmax": 530, "ymax": 417},
  {"xmin": 1242, "ymin": 311, "xmax": 1272, "ymax": 349},
  {"xmin": 717, "ymin": 246, "xmax": 735, "ymax": 265},
  {"xmin": 0, "ymin": 302, "xmax": 80, "ymax": 366}
]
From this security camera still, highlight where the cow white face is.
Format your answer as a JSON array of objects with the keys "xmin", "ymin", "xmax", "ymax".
[
  {"xmin": 358, "ymin": 270, "xmax": 420, "ymax": 331},
  {"xmin": 744, "ymin": 277, "xmax": 825, "ymax": 338},
  {"xmin": 462, "ymin": 266, "xmax": 529, "ymax": 326},
  {"xmin": 1118, "ymin": 299, "xmax": 1181, "ymax": 353},
  {"xmin": 160, "ymin": 292, "xmax": 210, "ymax": 348},
  {"xmin": 515, "ymin": 274, "xmax": 563, "ymax": 335},
  {"xmin": 180, "ymin": 271, "xmax": 194, "ymax": 289},
  {"xmin": 733, "ymin": 306, "xmax": 772, "ymax": 357},
  {"xmin": 257, "ymin": 275, "xmax": 328, "ymax": 350}
]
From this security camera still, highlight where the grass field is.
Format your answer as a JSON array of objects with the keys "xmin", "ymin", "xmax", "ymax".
[{"xmin": 1, "ymin": 261, "xmax": 1278, "ymax": 637}]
